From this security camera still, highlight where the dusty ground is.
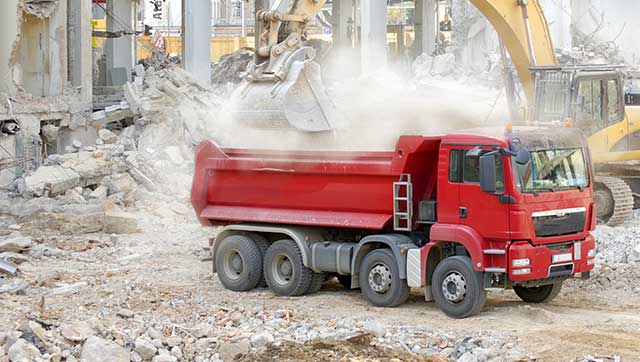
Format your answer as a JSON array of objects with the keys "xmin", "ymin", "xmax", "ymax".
[{"xmin": 2, "ymin": 209, "xmax": 639, "ymax": 362}]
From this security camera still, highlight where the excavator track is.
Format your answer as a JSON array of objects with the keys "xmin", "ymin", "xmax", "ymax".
[{"xmin": 594, "ymin": 176, "xmax": 634, "ymax": 226}]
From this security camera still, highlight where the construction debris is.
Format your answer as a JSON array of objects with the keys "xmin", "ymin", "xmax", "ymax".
[{"xmin": 210, "ymin": 48, "xmax": 253, "ymax": 84}]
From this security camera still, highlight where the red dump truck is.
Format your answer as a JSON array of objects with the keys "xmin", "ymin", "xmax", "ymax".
[{"xmin": 191, "ymin": 127, "xmax": 596, "ymax": 318}]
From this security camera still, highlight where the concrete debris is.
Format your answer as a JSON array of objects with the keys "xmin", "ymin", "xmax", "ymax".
[
  {"xmin": 24, "ymin": 166, "xmax": 82, "ymax": 196},
  {"xmin": 79, "ymin": 336, "xmax": 130, "ymax": 362},
  {"xmin": 60, "ymin": 321, "xmax": 95, "ymax": 342},
  {"xmin": 0, "ymin": 259, "xmax": 18, "ymax": 276},
  {"xmin": 218, "ymin": 340, "xmax": 250, "ymax": 361},
  {"xmin": 557, "ymin": 28, "xmax": 627, "ymax": 66},
  {"xmin": 210, "ymin": 48, "xmax": 253, "ymax": 84},
  {"xmin": 7, "ymin": 338, "xmax": 41, "ymax": 362},
  {"xmin": 134, "ymin": 337, "xmax": 157, "ymax": 360},
  {"xmin": 0, "ymin": 237, "xmax": 33, "ymax": 253},
  {"xmin": 103, "ymin": 211, "xmax": 138, "ymax": 234}
]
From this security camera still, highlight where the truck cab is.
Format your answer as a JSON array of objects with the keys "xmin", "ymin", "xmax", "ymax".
[
  {"xmin": 426, "ymin": 127, "xmax": 595, "ymax": 316},
  {"xmin": 191, "ymin": 127, "xmax": 596, "ymax": 318}
]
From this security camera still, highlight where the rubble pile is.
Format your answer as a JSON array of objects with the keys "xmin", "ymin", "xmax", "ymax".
[
  {"xmin": 0, "ymin": 303, "xmax": 532, "ymax": 362},
  {"xmin": 590, "ymin": 223, "xmax": 640, "ymax": 290},
  {"xmin": 411, "ymin": 52, "xmax": 504, "ymax": 90},
  {"xmin": 556, "ymin": 28, "xmax": 627, "ymax": 65}
]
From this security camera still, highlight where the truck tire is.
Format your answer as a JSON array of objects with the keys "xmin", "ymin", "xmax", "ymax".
[
  {"xmin": 432, "ymin": 256, "xmax": 486, "ymax": 318},
  {"xmin": 305, "ymin": 272, "xmax": 326, "ymax": 294},
  {"xmin": 245, "ymin": 233, "xmax": 270, "ymax": 288},
  {"xmin": 359, "ymin": 249, "xmax": 410, "ymax": 307},
  {"xmin": 513, "ymin": 282, "xmax": 562, "ymax": 303},
  {"xmin": 263, "ymin": 239, "xmax": 313, "ymax": 296},
  {"xmin": 215, "ymin": 235, "xmax": 263, "ymax": 292}
]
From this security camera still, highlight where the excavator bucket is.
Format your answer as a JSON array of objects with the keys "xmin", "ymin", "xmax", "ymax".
[{"xmin": 229, "ymin": 59, "xmax": 337, "ymax": 132}]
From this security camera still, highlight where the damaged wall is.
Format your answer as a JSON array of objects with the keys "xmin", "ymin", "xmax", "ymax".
[
  {"xmin": 19, "ymin": 0, "xmax": 68, "ymax": 97},
  {"xmin": 0, "ymin": 0, "xmax": 21, "ymax": 97}
]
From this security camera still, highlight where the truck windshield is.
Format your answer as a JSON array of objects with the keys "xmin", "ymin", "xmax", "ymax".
[{"xmin": 513, "ymin": 148, "xmax": 589, "ymax": 193}]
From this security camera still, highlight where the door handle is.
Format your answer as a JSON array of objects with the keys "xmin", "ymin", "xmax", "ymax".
[{"xmin": 459, "ymin": 207, "xmax": 468, "ymax": 218}]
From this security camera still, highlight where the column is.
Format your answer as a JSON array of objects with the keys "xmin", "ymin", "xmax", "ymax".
[
  {"xmin": 332, "ymin": 0, "xmax": 354, "ymax": 48},
  {"xmin": 182, "ymin": 0, "xmax": 211, "ymax": 83},
  {"xmin": 414, "ymin": 0, "xmax": 436, "ymax": 56},
  {"xmin": 106, "ymin": 0, "xmax": 134, "ymax": 86},
  {"xmin": 361, "ymin": 0, "xmax": 387, "ymax": 74},
  {"xmin": 67, "ymin": 0, "xmax": 93, "ymax": 104}
]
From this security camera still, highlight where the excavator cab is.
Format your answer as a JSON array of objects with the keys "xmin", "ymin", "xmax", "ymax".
[
  {"xmin": 530, "ymin": 66, "xmax": 627, "ymax": 150},
  {"xmin": 530, "ymin": 66, "xmax": 635, "ymax": 225}
]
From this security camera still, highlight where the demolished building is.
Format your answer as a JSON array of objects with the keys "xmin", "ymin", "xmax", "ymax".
[{"xmin": 0, "ymin": 0, "xmax": 94, "ymax": 189}]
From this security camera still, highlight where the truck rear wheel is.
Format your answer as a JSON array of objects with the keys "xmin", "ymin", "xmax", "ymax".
[
  {"xmin": 305, "ymin": 272, "xmax": 326, "ymax": 294},
  {"xmin": 359, "ymin": 249, "xmax": 410, "ymax": 307},
  {"xmin": 244, "ymin": 233, "xmax": 271, "ymax": 288},
  {"xmin": 432, "ymin": 256, "xmax": 486, "ymax": 318},
  {"xmin": 263, "ymin": 239, "xmax": 313, "ymax": 296},
  {"xmin": 513, "ymin": 282, "xmax": 562, "ymax": 303},
  {"xmin": 215, "ymin": 235, "xmax": 263, "ymax": 292}
]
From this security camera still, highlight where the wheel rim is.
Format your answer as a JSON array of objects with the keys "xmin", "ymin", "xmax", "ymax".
[
  {"xmin": 271, "ymin": 253, "xmax": 294, "ymax": 286},
  {"xmin": 223, "ymin": 249, "xmax": 244, "ymax": 281},
  {"xmin": 368, "ymin": 263, "xmax": 392, "ymax": 294},
  {"xmin": 442, "ymin": 271, "xmax": 467, "ymax": 303}
]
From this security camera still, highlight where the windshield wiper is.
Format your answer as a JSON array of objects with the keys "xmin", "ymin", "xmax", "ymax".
[{"xmin": 531, "ymin": 187, "xmax": 556, "ymax": 196}]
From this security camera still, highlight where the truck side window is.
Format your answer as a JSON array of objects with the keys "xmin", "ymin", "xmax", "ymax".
[
  {"xmin": 449, "ymin": 149, "xmax": 463, "ymax": 182},
  {"xmin": 463, "ymin": 150, "xmax": 505, "ymax": 192}
]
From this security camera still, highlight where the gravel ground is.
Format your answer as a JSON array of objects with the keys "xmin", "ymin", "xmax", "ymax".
[{"xmin": 1, "ymin": 205, "xmax": 639, "ymax": 362}]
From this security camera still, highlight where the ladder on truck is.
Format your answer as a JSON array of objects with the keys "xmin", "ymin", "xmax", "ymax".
[{"xmin": 393, "ymin": 174, "xmax": 413, "ymax": 231}]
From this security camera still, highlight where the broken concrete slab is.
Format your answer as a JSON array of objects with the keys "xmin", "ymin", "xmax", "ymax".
[
  {"xmin": 79, "ymin": 336, "xmax": 130, "ymax": 362},
  {"xmin": 0, "ymin": 252, "xmax": 29, "ymax": 264},
  {"xmin": 0, "ymin": 237, "xmax": 33, "ymax": 253},
  {"xmin": 24, "ymin": 166, "xmax": 81, "ymax": 196},
  {"xmin": 98, "ymin": 129, "xmax": 118, "ymax": 144},
  {"xmin": 103, "ymin": 174, "xmax": 137, "ymax": 195},
  {"xmin": 103, "ymin": 212, "xmax": 138, "ymax": 234},
  {"xmin": 60, "ymin": 321, "xmax": 94, "ymax": 342}
]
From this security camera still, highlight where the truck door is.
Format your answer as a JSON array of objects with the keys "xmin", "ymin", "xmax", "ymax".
[{"xmin": 451, "ymin": 147, "xmax": 510, "ymax": 240}]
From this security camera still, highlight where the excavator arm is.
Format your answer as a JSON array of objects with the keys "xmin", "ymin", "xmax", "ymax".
[
  {"xmin": 230, "ymin": 0, "xmax": 557, "ymax": 131},
  {"xmin": 470, "ymin": 0, "xmax": 557, "ymax": 101}
]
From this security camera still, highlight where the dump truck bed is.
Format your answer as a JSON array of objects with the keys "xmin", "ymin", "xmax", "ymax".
[{"xmin": 191, "ymin": 136, "xmax": 442, "ymax": 230}]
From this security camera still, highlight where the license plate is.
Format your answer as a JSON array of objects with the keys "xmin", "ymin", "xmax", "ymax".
[{"xmin": 552, "ymin": 253, "xmax": 572, "ymax": 263}]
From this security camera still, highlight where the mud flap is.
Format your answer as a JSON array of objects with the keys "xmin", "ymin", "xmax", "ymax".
[{"xmin": 229, "ymin": 59, "xmax": 336, "ymax": 132}]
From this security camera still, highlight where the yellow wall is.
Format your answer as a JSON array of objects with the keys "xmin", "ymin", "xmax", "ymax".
[{"xmin": 137, "ymin": 35, "xmax": 255, "ymax": 62}]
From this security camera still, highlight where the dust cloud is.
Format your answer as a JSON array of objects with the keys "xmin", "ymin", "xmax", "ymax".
[{"xmin": 207, "ymin": 51, "xmax": 510, "ymax": 152}]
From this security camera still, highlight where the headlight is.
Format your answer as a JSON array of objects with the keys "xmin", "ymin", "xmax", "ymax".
[
  {"xmin": 587, "ymin": 249, "xmax": 596, "ymax": 258},
  {"xmin": 512, "ymin": 258, "xmax": 531, "ymax": 267},
  {"xmin": 512, "ymin": 268, "xmax": 531, "ymax": 275}
]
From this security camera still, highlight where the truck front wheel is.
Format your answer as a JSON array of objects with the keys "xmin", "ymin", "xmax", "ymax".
[
  {"xmin": 432, "ymin": 256, "xmax": 486, "ymax": 318},
  {"xmin": 513, "ymin": 283, "xmax": 562, "ymax": 303},
  {"xmin": 263, "ymin": 239, "xmax": 314, "ymax": 296},
  {"xmin": 215, "ymin": 235, "xmax": 263, "ymax": 292},
  {"xmin": 359, "ymin": 249, "xmax": 410, "ymax": 307}
]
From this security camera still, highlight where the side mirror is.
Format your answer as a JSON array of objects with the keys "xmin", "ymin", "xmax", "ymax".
[
  {"xmin": 514, "ymin": 149, "xmax": 531, "ymax": 165},
  {"xmin": 479, "ymin": 154, "xmax": 497, "ymax": 194}
]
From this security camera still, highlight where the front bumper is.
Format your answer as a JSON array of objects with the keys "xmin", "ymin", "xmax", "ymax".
[{"xmin": 507, "ymin": 234, "xmax": 596, "ymax": 282}]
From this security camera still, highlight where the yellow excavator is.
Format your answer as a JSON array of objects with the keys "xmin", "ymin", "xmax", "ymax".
[{"xmin": 229, "ymin": 0, "xmax": 638, "ymax": 225}]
